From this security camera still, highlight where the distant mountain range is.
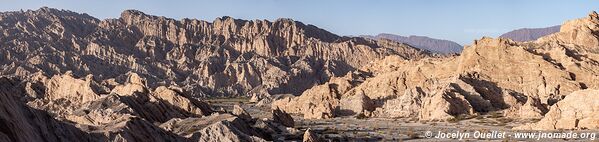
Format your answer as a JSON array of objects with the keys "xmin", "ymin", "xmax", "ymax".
[
  {"xmin": 499, "ymin": 25, "xmax": 561, "ymax": 42},
  {"xmin": 362, "ymin": 34, "xmax": 463, "ymax": 54}
]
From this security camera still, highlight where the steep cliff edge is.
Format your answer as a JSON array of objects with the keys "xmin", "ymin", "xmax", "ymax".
[{"xmin": 274, "ymin": 12, "xmax": 599, "ymax": 125}]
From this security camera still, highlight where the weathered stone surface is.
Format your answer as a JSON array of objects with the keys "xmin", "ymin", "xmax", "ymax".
[
  {"xmin": 151, "ymin": 86, "xmax": 213, "ymax": 117},
  {"xmin": 110, "ymin": 72, "xmax": 148, "ymax": 96},
  {"xmin": 1, "ymin": 70, "xmax": 305, "ymax": 142},
  {"xmin": 276, "ymin": 12, "xmax": 599, "ymax": 122},
  {"xmin": 0, "ymin": 77, "xmax": 91, "ymax": 142},
  {"xmin": 537, "ymin": 11, "xmax": 599, "ymax": 48},
  {"xmin": 272, "ymin": 107, "xmax": 295, "ymax": 127},
  {"xmin": 303, "ymin": 128, "xmax": 322, "ymax": 142},
  {"xmin": 338, "ymin": 93, "xmax": 374, "ymax": 116},
  {"xmin": 232, "ymin": 105, "xmax": 252, "ymax": 121},
  {"xmin": 0, "ymin": 7, "xmax": 428, "ymax": 98},
  {"xmin": 515, "ymin": 90, "xmax": 599, "ymax": 130},
  {"xmin": 160, "ymin": 114, "xmax": 267, "ymax": 142},
  {"xmin": 0, "ymin": 76, "xmax": 186, "ymax": 142}
]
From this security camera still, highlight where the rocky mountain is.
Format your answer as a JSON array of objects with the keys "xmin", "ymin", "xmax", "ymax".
[
  {"xmin": 274, "ymin": 11, "xmax": 599, "ymax": 130},
  {"xmin": 0, "ymin": 7, "xmax": 429, "ymax": 97},
  {"xmin": 2, "ymin": 6, "xmax": 599, "ymax": 142},
  {"xmin": 499, "ymin": 25, "xmax": 561, "ymax": 42},
  {"xmin": 362, "ymin": 34, "xmax": 463, "ymax": 54},
  {"xmin": 0, "ymin": 7, "xmax": 433, "ymax": 142},
  {"xmin": 0, "ymin": 71, "xmax": 315, "ymax": 141}
]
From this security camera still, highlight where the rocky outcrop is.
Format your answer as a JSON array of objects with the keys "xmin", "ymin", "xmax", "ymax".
[
  {"xmin": 0, "ymin": 7, "xmax": 429, "ymax": 98},
  {"xmin": 275, "ymin": 11, "xmax": 599, "ymax": 122},
  {"xmin": 499, "ymin": 25, "xmax": 560, "ymax": 42},
  {"xmin": 537, "ymin": 12, "xmax": 599, "ymax": 48},
  {"xmin": 303, "ymin": 128, "xmax": 322, "ymax": 142},
  {"xmin": 0, "ymin": 76, "xmax": 187, "ymax": 142},
  {"xmin": 272, "ymin": 107, "xmax": 295, "ymax": 127},
  {"xmin": 338, "ymin": 93, "xmax": 374, "ymax": 116},
  {"xmin": 515, "ymin": 90, "xmax": 599, "ymax": 130},
  {"xmin": 0, "ymin": 77, "xmax": 91, "ymax": 142},
  {"xmin": 160, "ymin": 114, "xmax": 267, "ymax": 142},
  {"xmin": 232, "ymin": 105, "xmax": 252, "ymax": 121},
  {"xmin": 0, "ymin": 71, "xmax": 302, "ymax": 141}
]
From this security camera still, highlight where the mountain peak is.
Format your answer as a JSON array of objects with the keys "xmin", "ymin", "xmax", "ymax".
[
  {"xmin": 364, "ymin": 33, "xmax": 463, "ymax": 54},
  {"xmin": 534, "ymin": 11, "xmax": 599, "ymax": 48},
  {"xmin": 590, "ymin": 11, "xmax": 598, "ymax": 20},
  {"xmin": 499, "ymin": 25, "xmax": 560, "ymax": 42},
  {"xmin": 121, "ymin": 9, "xmax": 147, "ymax": 18}
]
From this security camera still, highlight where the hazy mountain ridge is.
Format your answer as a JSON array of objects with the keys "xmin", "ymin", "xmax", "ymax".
[
  {"xmin": 499, "ymin": 25, "xmax": 561, "ymax": 41},
  {"xmin": 362, "ymin": 33, "xmax": 463, "ymax": 54}
]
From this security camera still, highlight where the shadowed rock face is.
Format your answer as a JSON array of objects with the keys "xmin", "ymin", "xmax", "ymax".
[
  {"xmin": 0, "ymin": 72, "xmax": 304, "ymax": 141},
  {"xmin": 0, "ymin": 7, "xmax": 428, "ymax": 97},
  {"xmin": 499, "ymin": 25, "xmax": 560, "ymax": 42},
  {"xmin": 515, "ymin": 89, "xmax": 599, "ymax": 130},
  {"xmin": 0, "ymin": 7, "xmax": 431, "ymax": 141},
  {"xmin": 363, "ymin": 34, "xmax": 463, "ymax": 54},
  {"xmin": 274, "ymin": 12, "xmax": 599, "ymax": 125}
]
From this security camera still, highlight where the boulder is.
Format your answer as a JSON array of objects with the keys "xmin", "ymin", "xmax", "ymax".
[
  {"xmin": 337, "ymin": 93, "xmax": 374, "ymax": 116},
  {"xmin": 272, "ymin": 107, "xmax": 295, "ymax": 127},
  {"xmin": 232, "ymin": 105, "xmax": 252, "ymax": 121},
  {"xmin": 515, "ymin": 90, "xmax": 599, "ymax": 130},
  {"xmin": 302, "ymin": 128, "xmax": 322, "ymax": 142},
  {"xmin": 160, "ymin": 114, "xmax": 267, "ymax": 142}
]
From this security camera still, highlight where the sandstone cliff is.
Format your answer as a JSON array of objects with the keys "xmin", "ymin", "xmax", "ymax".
[
  {"xmin": 273, "ymin": 12, "xmax": 599, "ymax": 123},
  {"xmin": 0, "ymin": 7, "xmax": 429, "ymax": 97},
  {"xmin": 1, "ymin": 72, "xmax": 304, "ymax": 141}
]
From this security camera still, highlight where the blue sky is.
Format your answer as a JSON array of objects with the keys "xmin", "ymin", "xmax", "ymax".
[{"xmin": 1, "ymin": 0, "xmax": 598, "ymax": 45}]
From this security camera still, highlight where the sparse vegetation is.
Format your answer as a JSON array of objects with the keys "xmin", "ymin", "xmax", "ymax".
[{"xmin": 405, "ymin": 128, "xmax": 419, "ymax": 139}]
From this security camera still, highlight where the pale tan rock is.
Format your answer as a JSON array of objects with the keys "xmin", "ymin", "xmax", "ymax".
[
  {"xmin": 504, "ymin": 96, "xmax": 547, "ymax": 119},
  {"xmin": 338, "ymin": 92, "xmax": 374, "ymax": 116},
  {"xmin": 45, "ymin": 72, "xmax": 103, "ymax": 104},
  {"xmin": 160, "ymin": 114, "xmax": 267, "ymax": 142},
  {"xmin": 110, "ymin": 72, "xmax": 148, "ymax": 96},
  {"xmin": 272, "ymin": 82, "xmax": 340, "ymax": 119},
  {"xmin": 537, "ymin": 11, "xmax": 599, "ymax": 48},
  {"xmin": 515, "ymin": 90, "xmax": 599, "ymax": 130},
  {"xmin": 1, "ymin": 7, "xmax": 429, "ymax": 98},
  {"xmin": 278, "ymin": 27, "xmax": 599, "ymax": 121},
  {"xmin": 303, "ymin": 128, "xmax": 322, "ymax": 142},
  {"xmin": 151, "ymin": 86, "xmax": 213, "ymax": 117},
  {"xmin": 232, "ymin": 105, "xmax": 252, "ymax": 121},
  {"xmin": 249, "ymin": 93, "xmax": 261, "ymax": 103},
  {"xmin": 420, "ymin": 91, "xmax": 474, "ymax": 120},
  {"xmin": 0, "ymin": 76, "xmax": 186, "ymax": 142},
  {"xmin": 303, "ymin": 102, "xmax": 336, "ymax": 119},
  {"xmin": 0, "ymin": 76, "xmax": 91, "ymax": 142}
]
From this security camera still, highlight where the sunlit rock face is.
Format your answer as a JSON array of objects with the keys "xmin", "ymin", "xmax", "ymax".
[
  {"xmin": 0, "ymin": 7, "xmax": 428, "ymax": 97},
  {"xmin": 274, "ymin": 12, "xmax": 599, "ymax": 124}
]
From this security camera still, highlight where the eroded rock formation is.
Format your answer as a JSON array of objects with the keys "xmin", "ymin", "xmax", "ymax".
[
  {"xmin": 0, "ymin": 72, "xmax": 301, "ymax": 141},
  {"xmin": 0, "ymin": 7, "xmax": 428, "ymax": 97},
  {"xmin": 515, "ymin": 89, "xmax": 599, "ymax": 130},
  {"xmin": 273, "ymin": 11, "xmax": 599, "ymax": 123}
]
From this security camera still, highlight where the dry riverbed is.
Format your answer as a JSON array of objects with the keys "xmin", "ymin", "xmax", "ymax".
[{"xmin": 209, "ymin": 98, "xmax": 598, "ymax": 141}]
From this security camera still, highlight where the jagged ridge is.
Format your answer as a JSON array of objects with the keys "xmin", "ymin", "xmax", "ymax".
[{"xmin": 0, "ymin": 7, "xmax": 429, "ymax": 97}]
